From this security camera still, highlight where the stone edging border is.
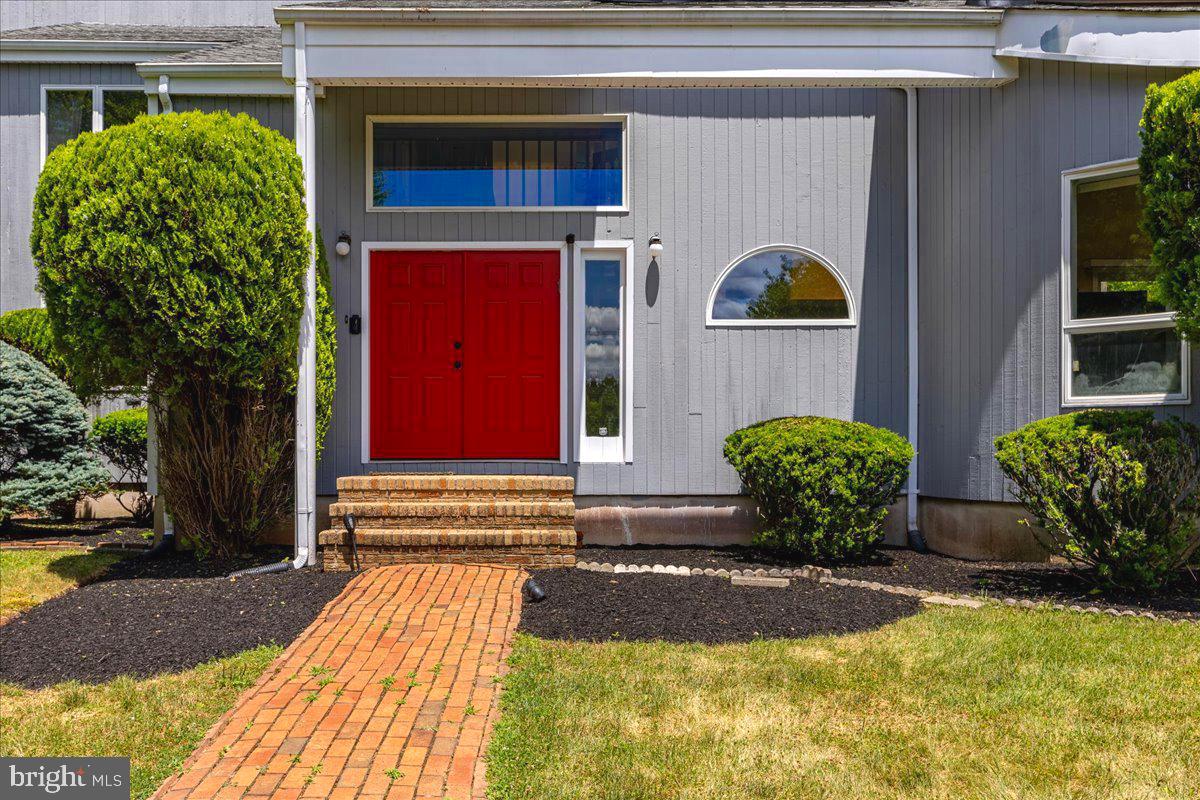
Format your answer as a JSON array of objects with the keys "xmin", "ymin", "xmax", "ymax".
[
  {"xmin": 0, "ymin": 540, "xmax": 150, "ymax": 552},
  {"xmin": 574, "ymin": 561, "xmax": 1199, "ymax": 625}
]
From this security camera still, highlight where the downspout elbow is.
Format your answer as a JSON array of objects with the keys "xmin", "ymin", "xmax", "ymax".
[{"xmin": 157, "ymin": 75, "xmax": 172, "ymax": 114}]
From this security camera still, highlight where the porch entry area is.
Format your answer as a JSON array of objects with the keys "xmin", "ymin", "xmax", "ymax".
[{"xmin": 369, "ymin": 249, "xmax": 560, "ymax": 461}]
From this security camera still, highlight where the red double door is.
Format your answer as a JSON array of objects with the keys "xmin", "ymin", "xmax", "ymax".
[{"xmin": 369, "ymin": 250, "xmax": 560, "ymax": 460}]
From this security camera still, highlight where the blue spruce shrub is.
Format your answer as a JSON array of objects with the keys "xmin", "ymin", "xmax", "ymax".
[{"xmin": 0, "ymin": 342, "xmax": 109, "ymax": 520}]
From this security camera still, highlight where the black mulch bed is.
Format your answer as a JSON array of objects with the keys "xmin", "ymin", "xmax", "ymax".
[
  {"xmin": 577, "ymin": 545, "xmax": 1200, "ymax": 620},
  {"xmin": 518, "ymin": 567, "xmax": 921, "ymax": 644},
  {"xmin": 0, "ymin": 519, "xmax": 152, "ymax": 548},
  {"xmin": 0, "ymin": 549, "xmax": 354, "ymax": 688}
]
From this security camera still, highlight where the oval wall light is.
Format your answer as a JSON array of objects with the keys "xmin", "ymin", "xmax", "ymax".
[
  {"xmin": 335, "ymin": 232, "xmax": 352, "ymax": 257},
  {"xmin": 649, "ymin": 234, "xmax": 664, "ymax": 259}
]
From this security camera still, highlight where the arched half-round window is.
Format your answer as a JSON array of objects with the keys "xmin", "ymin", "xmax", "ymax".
[{"xmin": 706, "ymin": 244, "xmax": 856, "ymax": 327}]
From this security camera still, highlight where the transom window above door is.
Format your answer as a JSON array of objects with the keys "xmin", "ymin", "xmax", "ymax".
[
  {"xmin": 368, "ymin": 116, "xmax": 626, "ymax": 211},
  {"xmin": 1061, "ymin": 160, "xmax": 1188, "ymax": 405}
]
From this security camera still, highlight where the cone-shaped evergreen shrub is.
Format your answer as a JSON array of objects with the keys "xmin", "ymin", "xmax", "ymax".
[
  {"xmin": 724, "ymin": 417, "xmax": 912, "ymax": 560},
  {"xmin": 1, "ymin": 342, "xmax": 110, "ymax": 520},
  {"xmin": 31, "ymin": 111, "xmax": 331, "ymax": 554},
  {"xmin": 1140, "ymin": 71, "xmax": 1199, "ymax": 342}
]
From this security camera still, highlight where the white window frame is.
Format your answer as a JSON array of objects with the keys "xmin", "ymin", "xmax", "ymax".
[
  {"xmin": 1060, "ymin": 158, "xmax": 1189, "ymax": 407},
  {"xmin": 573, "ymin": 240, "xmax": 635, "ymax": 464},
  {"xmin": 365, "ymin": 114, "xmax": 630, "ymax": 213},
  {"xmin": 704, "ymin": 243, "xmax": 857, "ymax": 328},
  {"xmin": 40, "ymin": 84, "xmax": 146, "ymax": 165}
]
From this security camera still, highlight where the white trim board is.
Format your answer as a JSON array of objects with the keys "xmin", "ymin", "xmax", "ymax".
[
  {"xmin": 1058, "ymin": 158, "xmax": 1190, "ymax": 408},
  {"xmin": 359, "ymin": 241, "xmax": 571, "ymax": 465},
  {"xmin": 364, "ymin": 114, "xmax": 630, "ymax": 213},
  {"xmin": 573, "ymin": 240, "xmax": 636, "ymax": 465},
  {"xmin": 705, "ymin": 243, "xmax": 858, "ymax": 328}
]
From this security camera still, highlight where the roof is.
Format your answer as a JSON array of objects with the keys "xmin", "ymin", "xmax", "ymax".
[
  {"xmin": 277, "ymin": 0, "xmax": 1198, "ymax": 8},
  {"xmin": 0, "ymin": 24, "xmax": 280, "ymax": 65}
]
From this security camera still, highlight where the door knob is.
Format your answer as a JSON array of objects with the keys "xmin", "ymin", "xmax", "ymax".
[
  {"xmin": 453, "ymin": 341, "xmax": 462, "ymax": 349},
  {"xmin": 454, "ymin": 361, "xmax": 462, "ymax": 369}
]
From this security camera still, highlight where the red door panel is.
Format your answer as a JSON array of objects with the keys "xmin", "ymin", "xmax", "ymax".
[
  {"xmin": 370, "ymin": 251, "xmax": 463, "ymax": 459},
  {"xmin": 462, "ymin": 251, "xmax": 559, "ymax": 459}
]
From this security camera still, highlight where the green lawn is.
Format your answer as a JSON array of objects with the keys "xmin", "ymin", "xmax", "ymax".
[
  {"xmin": 487, "ymin": 607, "xmax": 1200, "ymax": 800},
  {"xmin": 0, "ymin": 548, "xmax": 126, "ymax": 623},
  {"xmin": 0, "ymin": 646, "xmax": 280, "ymax": 800}
]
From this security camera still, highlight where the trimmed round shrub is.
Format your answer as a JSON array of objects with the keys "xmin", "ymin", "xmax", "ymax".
[
  {"xmin": 1, "ymin": 342, "xmax": 110, "ymax": 521},
  {"xmin": 1140, "ymin": 71, "xmax": 1200, "ymax": 342},
  {"xmin": 995, "ymin": 410, "xmax": 1200, "ymax": 590},
  {"xmin": 724, "ymin": 416, "xmax": 913, "ymax": 560},
  {"xmin": 0, "ymin": 308, "xmax": 75, "ymax": 394},
  {"xmin": 91, "ymin": 406, "xmax": 152, "ymax": 525},
  {"xmin": 30, "ymin": 110, "xmax": 327, "ymax": 555}
]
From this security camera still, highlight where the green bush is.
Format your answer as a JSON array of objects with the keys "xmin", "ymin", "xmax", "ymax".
[
  {"xmin": 1, "ymin": 342, "xmax": 110, "ymax": 521},
  {"xmin": 31, "ymin": 110, "xmax": 316, "ymax": 555},
  {"xmin": 0, "ymin": 308, "xmax": 75, "ymax": 394},
  {"xmin": 91, "ymin": 407, "xmax": 152, "ymax": 525},
  {"xmin": 723, "ymin": 417, "xmax": 913, "ymax": 560},
  {"xmin": 1140, "ymin": 71, "xmax": 1200, "ymax": 342},
  {"xmin": 995, "ymin": 410, "xmax": 1200, "ymax": 590}
]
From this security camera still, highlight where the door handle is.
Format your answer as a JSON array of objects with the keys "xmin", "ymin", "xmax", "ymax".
[
  {"xmin": 454, "ymin": 361, "xmax": 462, "ymax": 369},
  {"xmin": 453, "ymin": 341, "xmax": 462, "ymax": 350}
]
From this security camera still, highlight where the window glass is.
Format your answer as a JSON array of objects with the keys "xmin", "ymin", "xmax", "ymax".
[
  {"xmin": 45, "ymin": 89, "xmax": 92, "ymax": 153},
  {"xmin": 372, "ymin": 122, "xmax": 623, "ymax": 207},
  {"xmin": 584, "ymin": 258, "xmax": 621, "ymax": 437},
  {"xmin": 102, "ymin": 90, "xmax": 144, "ymax": 129},
  {"xmin": 1070, "ymin": 328, "xmax": 1183, "ymax": 397},
  {"xmin": 711, "ymin": 248, "xmax": 849, "ymax": 321},
  {"xmin": 1074, "ymin": 176, "xmax": 1163, "ymax": 319}
]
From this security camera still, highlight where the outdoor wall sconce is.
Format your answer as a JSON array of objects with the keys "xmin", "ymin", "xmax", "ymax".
[
  {"xmin": 648, "ymin": 234, "xmax": 664, "ymax": 260},
  {"xmin": 335, "ymin": 232, "xmax": 352, "ymax": 257}
]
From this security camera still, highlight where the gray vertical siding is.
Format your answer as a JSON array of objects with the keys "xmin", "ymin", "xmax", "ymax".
[
  {"xmin": 316, "ymin": 87, "xmax": 909, "ymax": 496},
  {"xmin": 918, "ymin": 60, "xmax": 1197, "ymax": 503},
  {"xmin": 172, "ymin": 95, "xmax": 294, "ymax": 138},
  {"xmin": 0, "ymin": 62, "xmax": 142, "ymax": 313}
]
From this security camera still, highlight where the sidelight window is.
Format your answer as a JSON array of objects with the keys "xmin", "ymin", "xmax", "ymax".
[{"xmin": 575, "ymin": 243, "xmax": 633, "ymax": 463}]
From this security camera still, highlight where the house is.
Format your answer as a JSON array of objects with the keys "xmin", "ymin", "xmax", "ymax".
[{"xmin": 2, "ymin": 1, "xmax": 1197, "ymax": 565}]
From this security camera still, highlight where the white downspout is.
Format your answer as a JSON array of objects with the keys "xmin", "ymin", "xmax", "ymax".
[
  {"xmin": 904, "ymin": 87, "xmax": 925, "ymax": 550},
  {"xmin": 293, "ymin": 20, "xmax": 318, "ymax": 568},
  {"xmin": 156, "ymin": 75, "xmax": 172, "ymax": 114}
]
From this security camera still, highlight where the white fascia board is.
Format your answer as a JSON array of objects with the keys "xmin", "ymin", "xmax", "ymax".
[
  {"xmin": 0, "ymin": 39, "xmax": 219, "ymax": 64},
  {"xmin": 282, "ymin": 20, "xmax": 1016, "ymax": 87},
  {"xmin": 139, "ymin": 72, "xmax": 292, "ymax": 97},
  {"xmin": 997, "ymin": 10, "xmax": 1200, "ymax": 68}
]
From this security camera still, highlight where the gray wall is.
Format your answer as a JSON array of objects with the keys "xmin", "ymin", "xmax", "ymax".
[
  {"xmin": 1, "ymin": 1, "xmax": 279, "ymax": 31},
  {"xmin": 315, "ymin": 87, "xmax": 910, "ymax": 496},
  {"xmin": 917, "ymin": 60, "xmax": 1197, "ymax": 503},
  {"xmin": 172, "ymin": 95, "xmax": 293, "ymax": 138},
  {"xmin": 0, "ymin": 62, "xmax": 142, "ymax": 313}
]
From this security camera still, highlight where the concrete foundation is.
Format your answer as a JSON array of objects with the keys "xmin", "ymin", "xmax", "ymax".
[
  {"xmin": 919, "ymin": 496, "xmax": 1049, "ymax": 562},
  {"xmin": 574, "ymin": 495, "xmax": 909, "ymax": 548},
  {"xmin": 162, "ymin": 490, "xmax": 1046, "ymax": 562}
]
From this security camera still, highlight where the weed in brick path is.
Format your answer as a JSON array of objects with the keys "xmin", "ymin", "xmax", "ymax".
[
  {"xmin": 218, "ymin": 746, "xmax": 230, "ymax": 758},
  {"xmin": 464, "ymin": 705, "xmax": 477, "ymax": 716},
  {"xmin": 317, "ymin": 677, "xmax": 333, "ymax": 688},
  {"xmin": 432, "ymin": 663, "xmax": 443, "ymax": 676},
  {"xmin": 302, "ymin": 692, "xmax": 318, "ymax": 704},
  {"xmin": 333, "ymin": 688, "xmax": 344, "ymax": 699},
  {"xmin": 309, "ymin": 665, "xmax": 330, "ymax": 678},
  {"xmin": 303, "ymin": 763, "xmax": 322, "ymax": 787},
  {"xmin": 290, "ymin": 755, "xmax": 302, "ymax": 766},
  {"xmin": 380, "ymin": 675, "xmax": 395, "ymax": 691},
  {"xmin": 385, "ymin": 768, "xmax": 403, "ymax": 783}
]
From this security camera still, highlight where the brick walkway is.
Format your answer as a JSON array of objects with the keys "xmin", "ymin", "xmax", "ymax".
[{"xmin": 153, "ymin": 564, "xmax": 524, "ymax": 800}]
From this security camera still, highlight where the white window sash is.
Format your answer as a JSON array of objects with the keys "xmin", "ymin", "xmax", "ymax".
[
  {"xmin": 40, "ymin": 84, "xmax": 144, "ymax": 165},
  {"xmin": 1060, "ymin": 158, "xmax": 1189, "ymax": 406},
  {"xmin": 573, "ymin": 241, "xmax": 635, "ymax": 464}
]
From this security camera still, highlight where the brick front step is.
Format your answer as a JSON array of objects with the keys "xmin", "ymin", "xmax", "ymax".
[
  {"xmin": 322, "ymin": 475, "xmax": 578, "ymax": 571},
  {"xmin": 327, "ymin": 500, "xmax": 575, "ymax": 529},
  {"xmin": 319, "ymin": 529, "xmax": 576, "ymax": 571},
  {"xmin": 336, "ymin": 474, "xmax": 574, "ymax": 502}
]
